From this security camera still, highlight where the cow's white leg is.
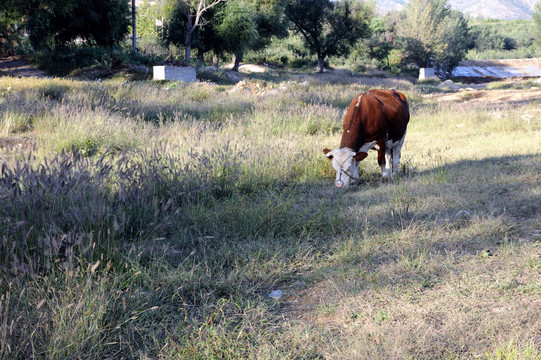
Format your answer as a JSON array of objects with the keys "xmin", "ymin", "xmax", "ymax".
[
  {"xmin": 382, "ymin": 149, "xmax": 392, "ymax": 179},
  {"xmin": 392, "ymin": 146, "xmax": 402, "ymax": 178},
  {"xmin": 392, "ymin": 130, "xmax": 407, "ymax": 178}
]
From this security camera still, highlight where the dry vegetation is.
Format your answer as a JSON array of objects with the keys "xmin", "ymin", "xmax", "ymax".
[{"xmin": 0, "ymin": 72, "xmax": 540, "ymax": 359}]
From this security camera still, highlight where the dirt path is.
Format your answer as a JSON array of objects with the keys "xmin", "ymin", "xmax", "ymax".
[{"xmin": 0, "ymin": 56, "xmax": 47, "ymax": 78}]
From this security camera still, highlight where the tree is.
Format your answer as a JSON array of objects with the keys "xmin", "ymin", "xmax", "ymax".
[
  {"xmin": 0, "ymin": 0, "xmax": 23, "ymax": 55},
  {"xmin": 472, "ymin": 27, "xmax": 505, "ymax": 52},
  {"xmin": 18, "ymin": 0, "xmax": 77, "ymax": 50},
  {"xmin": 174, "ymin": 0, "xmax": 226, "ymax": 61},
  {"xmin": 248, "ymin": 0, "xmax": 289, "ymax": 52},
  {"xmin": 285, "ymin": 0, "xmax": 372, "ymax": 73},
  {"xmin": 136, "ymin": 0, "xmax": 169, "ymax": 40},
  {"xmin": 216, "ymin": 0, "xmax": 288, "ymax": 71},
  {"xmin": 63, "ymin": 0, "xmax": 130, "ymax": 46},
  {"xmin": 433, "ymin": 9, "xmax": 469, "ymax": 77},
  {"xmin": 215, "ymin": 0, "xmax": 259, "ymax": 70},
  {"xmin": 17, "ymin": 0, "xmax": 129, "ymax": 50},
  {"xmin": 533, "ymin": 1, "xmax": 541, "ymax": 48},
  {"xmin": 163, "ymin": 0, "xmax": 288, "ymax": 69},
  {"xmin": 395, "ymin": 0, "xmax": 447, "ymax": 68},
  {"xmin": 366, "ymin": 17, "xmax": 394, "ymax": 68},
  {"xmin": 162, "ymin": 0, "xmax": 224, "ymax": 62},
  {"xmin": 395, "ymin": 0, "xmax": 469, "ymax": 77}
]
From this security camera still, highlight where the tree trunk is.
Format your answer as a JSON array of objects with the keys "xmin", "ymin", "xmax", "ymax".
[
  {"xmin": 197, "ymin": 50, "xmax": 205, "ymax": 63},
  {"xmin": 231, "ymin": 53, "xmax": 242, "ymax": 72},
  {"xmin": 212, "ymin": 53, "xmax": 220, "ymax": 68},
  {"xmin": 317, "ymin": 54, "xmax": 325, "ymax": 73},
  {"xmin": 185, "ymin": 14, "xmax": 193, "ymax": 61},
  {"xmin": 132, "ymin": 0, "xmax": 137, "ymax": 54}
]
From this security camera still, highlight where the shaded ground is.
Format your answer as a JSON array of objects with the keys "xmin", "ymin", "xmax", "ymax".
[{"xmin": 0, "ymin": 56, "xmax": 46, "ymax": 78}]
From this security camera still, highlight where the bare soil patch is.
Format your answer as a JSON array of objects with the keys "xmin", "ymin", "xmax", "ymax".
[{"xmin": 0, "ymin": 135, "xmax": 37, "ymax": 152}]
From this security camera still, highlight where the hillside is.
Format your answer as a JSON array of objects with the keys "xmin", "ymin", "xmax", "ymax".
[{"xmin": 377, "ymin": 0, "xmax": 539, "ymax": 20}]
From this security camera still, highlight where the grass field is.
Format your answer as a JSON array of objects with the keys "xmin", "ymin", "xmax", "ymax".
[{"xmin": 0, "ymin": 72, "xmax": 540, "ymax": 359}]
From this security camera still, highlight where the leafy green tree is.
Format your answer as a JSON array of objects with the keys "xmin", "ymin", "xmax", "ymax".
[
  {"xmin": 18, "ymin": 0, "xmax": 77, "ymax": 50},
  {"xmin": 17, "ymin": 0, "xmax": 130, "ymax": 50},
  {"xmin": 163, "ymin": 0, "xmax": 288, "ymax": 69},
  {"xmin": 534, "ymin": 2, "xmax": 541, "ymax": 48},
  {"xmin": 366, "ymin": 17, "xmax": 393, "ymax": 68},
  {"xmin": 395, "ymin": 0, "xmax": 447, "ymax": 68},
  {"xmin": 162, "ymin": 0, "xmax": 224, "ymax": 62},
  {"xmin": 215, "ymin": 0, "xmax": 259, "ymax": 70},
  {"xmin": 467, "ymin": 19, "xmax": 537, "ymax": 59},
  {"xmin": 0, "ymin": 0, "xmax": 23, "ymax": 55},
  {"xmin": 434, "ymin": 9, "xmax": 469, "ymax": 77},
  {"xmin": 217, "ymin": 0, "xmax": 288, "ymax": 71},
  {"xmin": 395, "ymin": 0, "xmax": 469, "ymax": 77},
  {"xmin": 137, "ymin": 0, "xmax": 170, "ymax": 40},
  {"xmin": 63, "ymin": 0, "xmax": 130, "ymax": 46},
  {"xmin": 171, "ymin": 0, "xmax": 226, "ymax": 61},
  {"xmin": 472, "ymin": 27, "xmax": 505, "ymax": 51},
  {"xmin": 285, "ymin": 0, "xmax": 372, "ymax": 73},
  {"xmin": 248, "ymin": 0, "xmax": 289, "ymax": 52}
]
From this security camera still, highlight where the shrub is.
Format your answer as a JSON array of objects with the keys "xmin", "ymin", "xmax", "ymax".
[
  {"xmin": 29, "ymin": 47, "xmax": 111, "ymax": 75},
  {"xmin": 27, "ymin": 45, "xmax": 164, "ymax": 76}
]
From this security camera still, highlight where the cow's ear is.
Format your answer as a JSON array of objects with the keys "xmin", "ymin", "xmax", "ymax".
[
  {"xmin": 353, "ymin": 152, "xmax": 368, "ymax": 161},
  {"xmin": 323, "ymin": 148, "xmax": 333, "ymax": 159}
]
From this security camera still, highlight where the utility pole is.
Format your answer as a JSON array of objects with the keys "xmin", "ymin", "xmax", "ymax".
[{"xmin": 132, "ymin": 0, "xmax": 137, "ymax": 54}]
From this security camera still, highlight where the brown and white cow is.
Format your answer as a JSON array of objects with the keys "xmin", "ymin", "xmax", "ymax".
[{"xmin": 323, "ymin": 89, "xmax": 409, "ymax": 187}]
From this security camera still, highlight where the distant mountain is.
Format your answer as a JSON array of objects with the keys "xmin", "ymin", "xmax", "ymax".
[{"xmin": 376, "ymin": 0, "xmax": 539, "ymax": 20}]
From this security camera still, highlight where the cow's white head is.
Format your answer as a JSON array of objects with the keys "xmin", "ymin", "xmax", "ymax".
[{"xmin": 323, "ymin": 141, "xmax": 379, "ymax": 188}]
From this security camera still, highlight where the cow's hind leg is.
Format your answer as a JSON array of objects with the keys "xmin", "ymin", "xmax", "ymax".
[
  {"xmin": 377, "ymin": 139, "xmax": 392, "ymax": 180},
  {"xmin": 391, "ymin": 130, "xmax": 407, "ymax": 178}
]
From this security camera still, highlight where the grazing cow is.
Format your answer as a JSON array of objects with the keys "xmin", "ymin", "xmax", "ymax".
[{"xmin": 323, "ymin": 89, "xmax": 409, "ymax": 187}]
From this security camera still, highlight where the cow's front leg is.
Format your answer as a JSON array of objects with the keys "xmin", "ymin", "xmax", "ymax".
[{"xmin": 384, "ymin": 149, "xmax": 392, "ymax": 179}]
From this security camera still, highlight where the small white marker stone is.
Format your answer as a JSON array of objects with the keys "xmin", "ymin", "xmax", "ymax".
[{"xmin": 268, "ymin": 290, "xmax": 283, "ymax": 299}]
